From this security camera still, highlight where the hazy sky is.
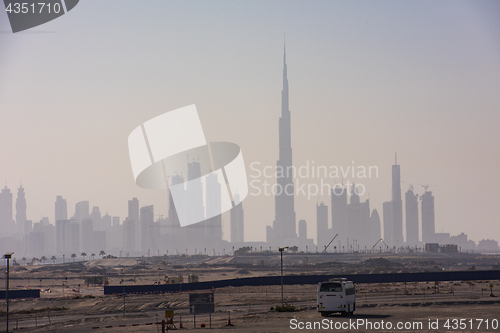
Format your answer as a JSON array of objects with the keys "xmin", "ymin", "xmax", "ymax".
[{"xmin": 1, "ymin": 0, "xmax": 499, "ymax": 244}]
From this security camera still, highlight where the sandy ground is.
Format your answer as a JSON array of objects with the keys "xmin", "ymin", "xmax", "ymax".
[{"xmin": 1, "ymin": 253, "xmax": 500, "ymax": 332}]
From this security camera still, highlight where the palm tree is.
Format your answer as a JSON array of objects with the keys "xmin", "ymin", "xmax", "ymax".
[
  {"xmin": 81, "ymin": 252, "xmax": 87, "ymax": 261},
  {"xmin": 51, "ymin": 256, "xmax": 56, "ymax": 264},
  {"xmin": 99, "ymin": 250, "xmax": 106, "ymax": 259},
  {"xmin": 41, "ymin": 256, "xmax": 47, "ymax": 265},
  {"xmin": 91, "ymin": 253, "xmax": 95, "ymax": 260},
  {"xmin": 22, "ymin": 257, "xmax": 26, "ymax": 266},
  {"xmin": 71, "ymin": 253, "xmax": 77, "ymax": 262}
]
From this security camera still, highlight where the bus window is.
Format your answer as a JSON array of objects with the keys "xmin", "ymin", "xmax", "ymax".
[{"xmin": 319, "ymin": 282, "xmax": 343, "ymax": 292}]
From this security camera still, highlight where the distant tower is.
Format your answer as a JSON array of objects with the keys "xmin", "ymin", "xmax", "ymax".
[
  {"xmin": 391, "ymin": 154, "xmax": 403, "ymax": 248},
  {"xmin": 273, "ymin": 42, "xmax": 297, "ymax": 243},
  {"xmin": 16, "ymin": 184, "xmax": 27, "ymax": 229},
  {"xmin": 331, "ymin": 185, "xmax": 347, "ymax": 243},
  {"xmin": 316, "ymin": 202, "xmax": 328, "ymax": 251},
  {"xmin": 350, "ymin": 183, "xmax": 360, "ymax": 205},
  {"xmin": 421, "ymin": 190, "xmax": 435, "ymax": 243},
  {"xmin": 299, "ymin": 219, "xmax": 307, "ymax": 240},
  {"xmin": 405, "ymin": 186, "xmax": 419, "ymax": 246},
  {"xmin": 383, "ymin": 201, "xmax": 393, "ymax": 246},
  {"xmin": 205, "ymin": 171, "xmax": 223, "ymax": 241},
  {"xmin": 128, "ymin": 197, "xmax": 139, "ymax": 251},
  {"xmin": 55, "ymin": 195, "xmax": 68, "ymax": 222},
  {"xmin": 187, "ymin": 161, "xmax": 204, "ymax": 224},
  {"xmin": 168, "ymin": 175, "xmax": 184, "ymax": 227},
  {"xmin": 369, "ymin": 209, "xmax": 381, "ymax": 246},
  {"xmin": 140, "ymin": 205, "xmax": 154, "ymax": 254},
  {"xmin": 73, "ymin": 201, "xmax": 90, "ymax": 223},
  {"xmin": 0, "ymin": 186, "xmax": 13, "ymax": 228},
  {"xmin": 91, "ymin": 206, "xmax": 102, "ymax": 230},
  {"xmin": 186, "ymin": 160, "xmax": 204, "ymax": 247},
  {"xmin": 230, "ymin": 193, "xmax": 244, "ymax": 243}
]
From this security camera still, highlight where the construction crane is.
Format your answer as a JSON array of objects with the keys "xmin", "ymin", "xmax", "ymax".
[
  {"xmin": 421, "ymin": 184, "xmax": 438, "ymax": 192},
  {"xmin": 322, "ymin": 234, "xmax": 339, "ymax": 253},
  {"xmin": 371, "ymin": 238, "xmax": 388, "ymax": 252}
]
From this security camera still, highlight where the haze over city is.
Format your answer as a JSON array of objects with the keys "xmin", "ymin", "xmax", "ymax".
[{"xmin": 1, "ymin": 0, "xmax": 499, "ymax": 247}]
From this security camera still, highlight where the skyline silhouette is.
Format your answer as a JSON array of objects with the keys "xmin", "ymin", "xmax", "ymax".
[{"xmin": 0, "ymin": 1, "xmax": 499, "ymax": 245}]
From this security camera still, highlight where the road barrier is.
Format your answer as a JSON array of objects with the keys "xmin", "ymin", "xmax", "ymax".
[
  {"xmin": 104, "ymin": 270, "xmax": 500, "ymax": 295},
  {"xmin": 0, "ymin": 289, "xmax": 40, "ymax": 299}
]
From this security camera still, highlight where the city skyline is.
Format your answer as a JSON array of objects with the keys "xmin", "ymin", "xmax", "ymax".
[{"xmin": 0, "ymin": 1, "xmax": 499, "ymax": 244}]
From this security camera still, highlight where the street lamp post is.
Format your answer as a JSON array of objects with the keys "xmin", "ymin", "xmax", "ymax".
[
  {"xmin": 4, "ymin": 252, "xmax": 14, "ymax": 333},
  {"xmin": 279, "ymin": 246, "xmax": 289, "ymax": 307}
]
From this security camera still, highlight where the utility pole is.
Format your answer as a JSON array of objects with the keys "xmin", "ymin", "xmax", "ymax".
[
  {"xmin": 4, "ymin": 252, "xmax": 14, "ymax": 333},
  {"xmin": 279, "ymin": 246, "xmax": 289, "ymax": 306}
]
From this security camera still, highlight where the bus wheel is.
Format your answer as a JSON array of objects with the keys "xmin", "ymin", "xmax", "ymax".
[{"xmin": 321, "ymin": 312, "xmax": 328, "ymax": 317}]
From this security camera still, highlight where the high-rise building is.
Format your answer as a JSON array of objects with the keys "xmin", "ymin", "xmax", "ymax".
[
  {"xmin": 405, "ymin": 186, "xmax": 419, "ymax": 246},
  {"xmin": 230, "ymin": 193, "xmax": 244, "ymax": 243},
  {"xmin": 391, "ymin": 154, "xmax": 403, "ymax": 247},
  {"xmin": 81, "ymin": 218, "xmax": 94, "ymax": 253},
  {"xmin": 186, "ymin": 161, "xmax": 205, "ymax": 247},
  {"xmin": 316, "ymin": 202, "xmax": 329, "ymax": 251},
  {"xmin": 0, "ymin": 186, "xmax": 13, "ymax": 230},
  {"xmin": 383, "ymin": 201, "xmax": 393, "ymax": 246},
  {"xmin": 331, "ymin": 185, "xmax": 347, "ymax": 241},
  {"xmin": 56, "ymin": 219, "xmax": 79, "ymax": 255},
  {"xmin": 140, "ymin": 205, "xmax": 154, "ymax": 254},
  {"xmin": 272, "ymin": 44, "xmax": 297, "ymax": 244},
  {"xmin": 205, "ymin": 170, "xmax": 222, "ymax": 241},
  {"xmin": 16, "ymin": 184, "xmax": 27, "ymax": 230},
  {"xmin": 91, "ymin": 206, "xmax": 102, "ymax": 229},
  {"xmin": 421, "ymin": 190, "xmax": 435, "ymax": 243},
  {"xmin": 345, "ymin": 184, "xmax": 370, "ymax": 251},
  {"xmin": 123, "ymin": 217, "xmax": 135, "ymax": 254},
  {"xmin": 73, "ymin": 201, "xmax": 90, "ymax": 223},
  {"xmin": 369, "ymin": 209, "xmax": 381, "ymax": 247},
  {"xmin": 168, "ymin": 175, "xmax": 183, "ymax": 228},
  {"xmin": 93, "ymin": 231, "xmax": 106, "ymax": 254},
  {"xmin": 299, "ymin": 219, "xmax": 307, "ymax": 240},
  {"xmin": 128, "ymin": 197, "xmax": 139, "ymax": 251},
  {"xmin": 55, "ymin": 196, "xmax": 67, "ymax": 222}
]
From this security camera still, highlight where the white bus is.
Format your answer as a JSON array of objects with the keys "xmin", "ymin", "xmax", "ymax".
[{"xmin": 317, "ymin": 278, "xmax": 356, "ymax": 316}]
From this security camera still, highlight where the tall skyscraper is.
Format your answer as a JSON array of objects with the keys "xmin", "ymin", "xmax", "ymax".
[
  {"xmin": 56, "ymin": 219, "xmax": 79, "ymax": 255},
  {"xmin": 298, "ymin": 219, "xmax": 307, "ymax": 240},
  {"xmin": 16, "ymin": 184, "xmax": 27, "ymax": 231},
  {"xmin": 73, "ymin": 201, "xmax": 90, "ymax": 223},
  {"xmin": 273, "ymin": 43, "xmax": 297, "ymax": 243},
  {"xmin": 123, "ymin": 217, "xmax": 136, "ymax": 254},
  {"xmin": 205, "ymin": 170, "xmax": 222, "ymax": 241},
  {"xmin": 369, "ymin": 209, "xmax": 381, "ymax": 247},
  {"xmin": 140, "ymin": 205, "xmax": 154, "ymax": 254},
  {"xmin": 316, "ymin": 202, "xmax": 328, "ymax": 251},
  {"xmin": 331, "ymin": 185, "xmax": 347, "ymax": 241},
  {"xmin": 405, "ymin": 186, "xmax": 419, "ymax": 246},
  {"xmin": 391, "ymin": 154, "xmax": 403, "ymax": 247},
  {"xmin": 55, "ymin": 195, "xmax": 67, "ymax": 222},
  {"xmin": 230, "ymin": 193, "xmax": 244, "ymax": 243},
  {"xmin": 128, "ymin": 197, "xmax": 139, "ymax": 251},
  {"xmin": 421, "ymin": 190, "xmax": 435, "ymax": 243},
  {"xmin": 383, "ymin": 201, "xmax": 393, "ymax": 246},
  {"xmin": 81, "ymin": 218, "xmax": 94, "ymax": 253},
  {"xmin": 91, "ymin": 206, "xmax": 102, "ymax": 230},
  {"xmin": 346, "ymin": 184, "xmax": 370, "ymax": 250},
  {"xmin": 0, "ymin": 186, "xmax": 13, "ymax": 229}
]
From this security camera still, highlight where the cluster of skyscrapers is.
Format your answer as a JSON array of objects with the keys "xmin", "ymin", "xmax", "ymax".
[{"xmin": 0, "ymin": 46, "xmax": 498, "ymax": 260}]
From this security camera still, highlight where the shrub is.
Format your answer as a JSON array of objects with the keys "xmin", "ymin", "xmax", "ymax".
[{"xmin": 275, "ymin": 304, "xmax": 299, "ymax": 312}]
